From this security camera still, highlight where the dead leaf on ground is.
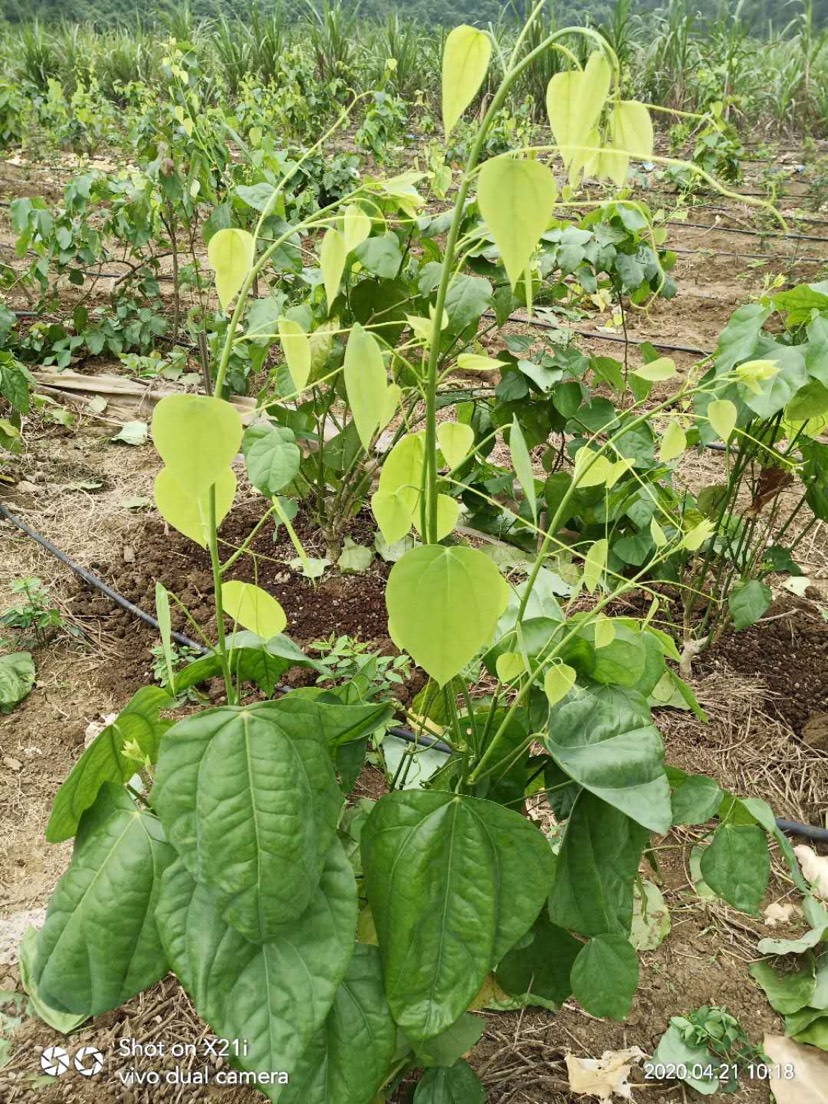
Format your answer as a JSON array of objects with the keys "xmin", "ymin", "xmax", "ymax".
[
  {"xmin": 764, "ymin": 901, "xmax": 802, "ymax": 927},
  {"xmin": 794, "ymin": 846, "xmax": 828, "ymax": 901},
  {"xmin": 763, "ymin": 1034, "xmax": 828, "ymax": 1104},
  {"xmin": 565, "ymin": 1047, "xmax": 646, "ymax": 1101}
]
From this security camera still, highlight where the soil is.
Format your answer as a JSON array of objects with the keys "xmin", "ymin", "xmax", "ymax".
[
  {"xmin": 705, "ymin": 597, "xmax": 828, "ymax": 737},
  {"xmin": 1, "ymin": 144, "xmax": 828, "ymax": 1104}
]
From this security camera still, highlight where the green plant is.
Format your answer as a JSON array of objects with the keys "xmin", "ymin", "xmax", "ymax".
[
  {"xmin": 648, "ymin": 1005, "xmax": 766, "ymax": 1094},
  {"xmin": 25, "ymin": 11, "xmax": 806, "ymax": 1102},
  {"xmin": 311, "ymin": 634, "xmax": 412, "ymax": 703},
  {"xmin": 0, "ymin": 348, "xmax": 34, "ymax": 453},
  {"xmin": 0, "ymin": 577, "xmax": 68, "ymax": 648}
]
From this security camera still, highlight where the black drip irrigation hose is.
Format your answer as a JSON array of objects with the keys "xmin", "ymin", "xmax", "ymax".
[{"xmin": 2, "ymin": 502, "xmax": 827, "ymax": 842}]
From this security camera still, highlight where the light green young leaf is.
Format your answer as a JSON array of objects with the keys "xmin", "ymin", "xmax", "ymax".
[
  {"xmin": 344, "ymin": 322, "xmax": 388, "ymax": 451},
  {"xmin": 341, "ymin": 204, "xmax": 371, "ymax": 253},
  {"xmin": 659, "ymin": 421, "xmax": 687, "ymax": 462},
  {"xmin": 279, "ymin": 317, "xmax": 311, "ymax": 394},
  {"xmin": 154, "ymin": 467, "xmax": 236, "ymax": 548},
  {"xmin": 320, "ymin": 227, "xmax": 347, "ymax": 312},
  {"xmin": 496, "ymin": 651, "xmax": 525, "ymax": 682},
  {"xmin": 437, "ymin": 421, "xmax": 474, "ymax": 470},
  {"xmin": 386, "ymin": 546, "xmax": 509, "ymax": 686},
  {"xmin": 371, "ymin": 489, "xmax": 415, "ymax": 545},
  {"xmin": 546, "ymin": 52, "xmax": 611, "ymax": 174},
  {"xmin": 477, "ymin": 156, "xmax": 557, "ymax": 289},
  {"xmin": 509, "ymin": 415, "xmax": 537, "ymax": 520},
  {"xmin": 583, "ymin": 538, "xmax": 608, "ymax": 594},
  {"xmin": 441, "ymin": 25, "xmax": 492, "ymax": 136},
  {"xmin": 573, "ymin": 446, "xmax": 614, "ymax": 488},
  {"xmin": 610, "ymin": 100, "xmax": 654, "ymax": 158},
  {"xmin": 708, "ymin": 398, "xmax": 737, "ymax": 442},
  {"xmin": 155, "ymin": 582, "xmax": 175, "ymax": 694},
  {"xmin": 543, "ymin": 662, "xmax": 576, "ymax": 706},
  {"xmin": 634, "ymin": 357, "xmax": 676, "ymax": 381},
  {"xmin": 207, "ymin": 227, "xmax": 255, "ymax": 311},
  {"xmin": 413, "ymin": 494, "xmax": 461, "ymax": 542},
  {"xmin": 630, "ymin": 882, "xmax": 671, "ymax": 951},
  {"xmin": 650, "ymin": 517, "xmax": 668, "ymax": 547},
  {"xmin": 457, "ymin": 353, "xmax": 506, "ymax": 372},
  {"xmin": 152, "ymin": 394, "xmax": 242, "ymax": 493},
  {"xmin": 222, "ymin": 581, "xmax": 287, "ymax": 639},
  {"xmin": 379, "ymin": 382, "xmax": 402, "ymax": 432}
]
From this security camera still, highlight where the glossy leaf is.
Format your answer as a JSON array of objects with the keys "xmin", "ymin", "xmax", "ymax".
[
  {"xmin": 156, "ymin": 842, "xmax": 357, "ymax": 1084},
  {"xmin": 152, "ymin": 394, "xmax": 242, "ymax": 493},
  {"xmin": 386, "ymin": 546, "xmax": 510, "ymax": 686},
  {"xmin": 550, "ymin": 792, "xmax": 649, "ymax": 937},
  {"xmin": 344, "ymin": 322, "xmax": 388, "ymax": 451},
  {"xmin": 477, "ymin": 156, "xmax": 557, "ymax": 288},
  {"xmin": 361, "ymin": 790, "xmax": 554, "ymax": 1040},
  {"xmin": 441, "ymin": 25, "xmax": 491, "ymax": 136},
  {"xmin": 34, "ymin": 785, "xmax": 174, "ymax": 1016},
  {"xmin": 207, "ymin": 227, "xmax": 255, "ymax": 310},
  {"xmin": 154, "ymin": 466, "xmax": 236, "ymax": 548},
  {"xmin": 545, "ymin": 686, "xmax": 672, "ymax": 833},
  {"xmin": 154, "ymin": 700, "xmax": 347, "ymax": 940},
  {"xmin": 280, "ymin": 944, "xmax": 396, "ymax": 1104},
  {"xmin": 222, "ymin": 581, "xmax": 287, "ymax": 638},
  {"xmin": 47, "ymin": 687, "xmax": 173, "ymax": 842}
]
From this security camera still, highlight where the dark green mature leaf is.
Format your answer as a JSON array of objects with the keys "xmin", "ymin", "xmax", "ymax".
[
  {"xmin": 154, "ymin": 699, "xmax": 348, "ymax": 941},
  {"xmin": 156, "ymin": 841, "xmax": 357, "ymax": 1092},
  {"xmin": 361, "ymin": 791, "xmax": 554, "ymax": 1041},
  {"xmin": 802, "ymin": 439, "xmax": 828, "ymax": 521},
  {"xmin": 174, "ymin": 632, "xmax": 318, "ymax": 696},
  {"xmin": 549, "ymin": 792, "xmax": 648, "ymax": 937},
  {"xmin": 570, "ymin": 934, "xmax": 638, "ymax": 1021},
  {"xmin": 243, "ymin": 424, "xmax": 301, "ymax": 495},
  {"xmin": 699, "ymin": 824, "xmax": 769, "ymax": 915},
  {"xmin": 743, "ymin": 344, "xmax": 809, "ymax": 419},
  {"xmin": 545, "ymin": 686, "xmax": 672, "ymax": 834},
  {"xmin": 413, "ymin": 1061, "xmax": 485, "ymax": 1104},
  {"xmin": 0, "ymin": 651, "xmax": 35, "ymax": 714},
  {"xmin": 667, "ymin": 770, "xmax": 723, "ymax": 826},
  {"xmin": 280, "ymin": 945, "xmax": 396, "ymax": 1104},
  {"xmin": 729, "ymin": 579, "xmax": 771, "ymax": 630},
  {"xmin": 354, "ymin": 232, "xmax": 403, "ymax": 278},
  {"xmin": 47, "ymin": 687, "xmax": 173, "ymax": 842},
  {"xmin": 33, "ymin": 785, "xmax": 174, "ymax": 1016},
  {"xmin": 415, "ymin": 1013, "xmax": 484, "ymax": 1068},
  {"xmin": 495, "ymin": 914, "xmax": 581, "ymax": 1006},
  {"xmin": 715, "ymin": 303, "xmax": 770, "ymax": 372},
  {"xmin": 444, "ymin": 275, "xmax": 493, "ymax": 335}
]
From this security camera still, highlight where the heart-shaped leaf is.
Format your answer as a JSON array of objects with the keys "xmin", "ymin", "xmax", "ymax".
[
  {"xmin": 154, "ymin": 467, "xmax": 236, "ymax": 548},
  {"xmin": 441, "ymin": 25, "xmax": 492, "ymax": 136},
  {"xmin": 222, "ymin": 581, "xmax": 287, "ymax": 638},
  {"xmin": 207, "ymin": 227, "xmax": 255, "ymax": 310},
  {"xmin": 152, "ymin": 394, "xmax": 242, "ymax": 493},
  {"xmin": 386, "ymin": 546, "xmax": 509, "ymax": 686},
  {"xmin": 477, "ymin": 156, "xmax": 557, "ymax": 289}
]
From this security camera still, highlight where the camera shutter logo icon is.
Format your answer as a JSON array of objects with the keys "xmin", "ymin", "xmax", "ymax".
[
  {"xmin": 74, "ymin": 1046, "xmax": 105, "ymax": 1077},
  {"xmin": 40, "ymin": 1044, "xmax": 105, "ymax": 1078},
  {"xmin": 40, "ymin": 1046, "xmax": 70, "ymax": 1077}
]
